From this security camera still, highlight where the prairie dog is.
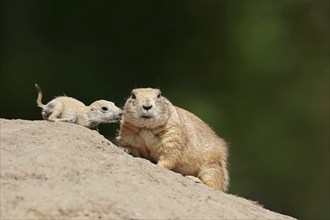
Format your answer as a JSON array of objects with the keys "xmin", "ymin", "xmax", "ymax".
[
  {"xmin": 35, "ymin": 84, "xmax": 123, "ymax": 129},
  {"xmin": 116, "ymin": 88, "xmax": 229, "ymax": 191}
]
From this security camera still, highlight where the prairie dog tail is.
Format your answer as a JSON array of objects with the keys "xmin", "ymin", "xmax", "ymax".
[{"xmin": 35, "ymin": 83, "xmax": 45, "ymax": 109}]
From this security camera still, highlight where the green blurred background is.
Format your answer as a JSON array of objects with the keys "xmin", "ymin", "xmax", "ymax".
[{"xmin": 1, "ymin": 1, "xmax": 329, "ymax": 219}]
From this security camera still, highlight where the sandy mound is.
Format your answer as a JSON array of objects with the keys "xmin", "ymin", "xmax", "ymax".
[{"xmin": 0, "ymin": 118, "xmax": 295, "ymax": 219}]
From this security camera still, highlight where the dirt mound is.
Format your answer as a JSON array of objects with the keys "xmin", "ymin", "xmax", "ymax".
[{"xmin": 0, "ymin": 119, "xmax": 295, "ymax": 219}]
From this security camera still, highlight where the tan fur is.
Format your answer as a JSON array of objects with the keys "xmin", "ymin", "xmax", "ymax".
[
  {"xmin": 116, "ymin": 88, "xmax": 229, "ymax": 191},
  {"xmin": 35, "ymin": 84, "xmax": 122, "ymax": 129}
]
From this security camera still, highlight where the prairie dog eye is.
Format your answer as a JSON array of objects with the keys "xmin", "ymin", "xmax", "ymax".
[
  {"xmin": 157, "ymin": 93, "xmax": 161, "ymax": 98},
  {"xmin": 131, "ymin": 93, "xmax": 136, "ymax": 99},
  {"xmin": 101, "ymin": 107, "xmax": 108, "ymax": 112}
]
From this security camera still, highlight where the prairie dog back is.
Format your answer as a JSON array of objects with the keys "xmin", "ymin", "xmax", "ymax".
[{"xmin": 35, "ymin": 84, "xmax": 85, "ymax": 121}]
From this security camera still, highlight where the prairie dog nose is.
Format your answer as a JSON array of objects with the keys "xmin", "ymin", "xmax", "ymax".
[{"xmin": 143, "ymin": 105, "xmax": 153, "ymax": 111}]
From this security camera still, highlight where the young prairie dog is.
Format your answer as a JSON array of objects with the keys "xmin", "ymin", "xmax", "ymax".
[
  {"xmin": 35, "ymin": 84, "xmax": 123, "ymax": 130},
  {"xmin": 116, "ymin": 88, "xmax": 229, "ymax": 191}
]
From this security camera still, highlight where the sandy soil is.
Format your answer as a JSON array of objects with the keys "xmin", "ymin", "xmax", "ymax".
[{"xmin": 0, "ymin": 118, "xmax": 295, "ymax": 219}]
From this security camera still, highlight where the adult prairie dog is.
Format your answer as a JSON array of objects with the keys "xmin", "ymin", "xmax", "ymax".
[
  {"xmin": 116, "ymin": 88, "xmax": 229, "ymax": 191},
  {"xmin": 35, "ymin": 84, "xmax": 122, "ymax": 130}
]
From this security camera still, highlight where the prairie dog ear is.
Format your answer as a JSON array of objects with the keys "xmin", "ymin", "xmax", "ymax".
[
  {"xmin": 130, "ymin": 91, "xmax": 136, "ymax": 99},
  {"xmin": 157, "ymin": 90, "xmax": 161, "ymax": 98},
  {"xmin": 90, "ymin": 106, "xmax": 96, "ymax": 111}
]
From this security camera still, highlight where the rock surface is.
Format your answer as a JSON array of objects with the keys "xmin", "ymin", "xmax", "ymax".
[{"xmin": 0, "ymin": 118, "xmax": 295, "ymax": 219}]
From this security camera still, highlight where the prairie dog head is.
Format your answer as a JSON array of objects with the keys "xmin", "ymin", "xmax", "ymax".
[
  {"xmin": 123, "ymin": 88, "xmax": 171, "ymax": 128},
  {"xmin": 88, "ymin": 100, "xmax": 123, "ymax": 124}
]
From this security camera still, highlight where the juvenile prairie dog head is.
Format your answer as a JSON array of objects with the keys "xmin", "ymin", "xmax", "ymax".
[
  {"xmin": 123, "ymin": 88, "xmax": 171, "ymax": 128},
  {"xmin": 88, "ymin": 100, "xmax": 123, "ymax": 124}
]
